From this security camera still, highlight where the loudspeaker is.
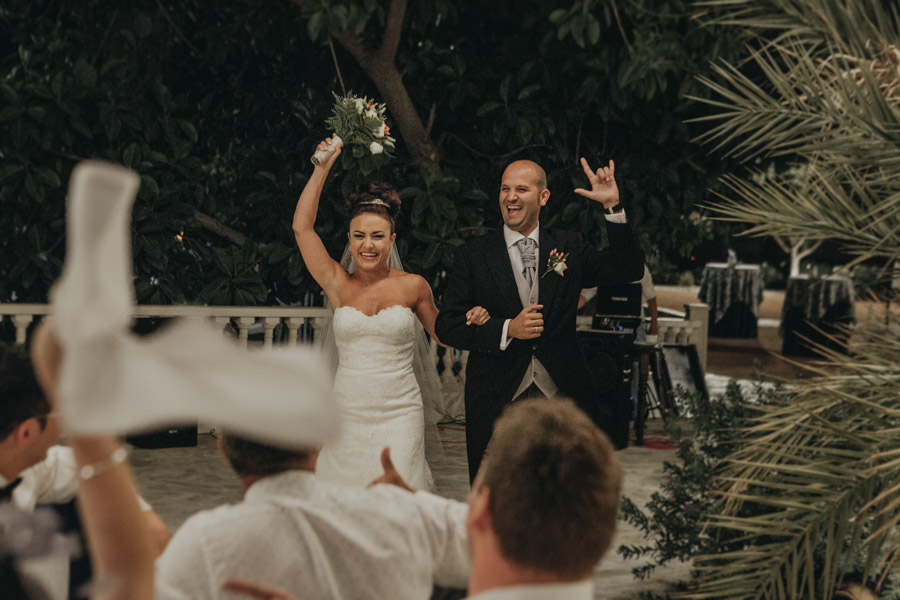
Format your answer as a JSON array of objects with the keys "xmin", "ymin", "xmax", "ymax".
[
  {"xmin": 577, "ymin": 330, "xmax": 634, "ymax": 450},
  {"xmin": 126, "ymin": 425, "xmax": 198, "ymax": 449}
]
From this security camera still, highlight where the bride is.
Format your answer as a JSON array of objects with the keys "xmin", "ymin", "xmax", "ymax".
[{"xmin": 293, "ymin": 137, "xmax": 488, "ymax": 489}]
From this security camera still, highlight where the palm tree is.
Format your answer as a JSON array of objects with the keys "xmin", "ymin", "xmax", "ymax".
[{"xmin": 681, "ymin": 1, "xmax": 900, "ymax": 598}]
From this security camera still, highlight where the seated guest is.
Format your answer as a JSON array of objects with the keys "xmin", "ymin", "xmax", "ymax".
[
  {"xmin": 0, "ymin": 341, "xmax": 171, "ymax": 598},
  {"xmin": 223, "ymin": 397, "xmax": 622, "ymax": 600},
  {"xmin": 155, "ymin": 432, "xmax": 470, "ymax": 600}
]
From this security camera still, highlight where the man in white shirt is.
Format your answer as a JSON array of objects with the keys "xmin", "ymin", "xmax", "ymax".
[
  {"xmin": 155, "ymin": 432, "xmax": 470, "ymax": 600},
  {"xmin": 221, "ymin": 397, "xmax": 621, "ymax": 600},
  {"xmin": 0, "ymin": 342, "xmax": 170, "ymax": 598}
]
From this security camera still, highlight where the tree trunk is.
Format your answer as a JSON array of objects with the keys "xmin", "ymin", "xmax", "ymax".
[{"xmin": 358, "ymin": 58, "xmax": 440, "ymax": 170}]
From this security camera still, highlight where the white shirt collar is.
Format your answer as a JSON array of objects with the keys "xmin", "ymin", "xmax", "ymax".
[
  {"xmin": 467, "ymin": 580, "xmax": 592, "ymax": 600},
  {"xmin": 503, "ymin": 224, "xmax": 540, "ymax": 250}
]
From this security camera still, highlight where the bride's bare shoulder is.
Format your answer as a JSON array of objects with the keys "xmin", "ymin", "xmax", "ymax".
[
  {"xmin": 389, "ymin": 269, "xmax": 424, "ymax": 282},
  {"xmin": 389, "ymin": 270, "xmax": 430, "ymax": 296}
]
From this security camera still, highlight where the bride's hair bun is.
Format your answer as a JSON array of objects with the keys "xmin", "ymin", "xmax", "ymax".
[{"xmin": 347, "ymin": 181, "xmax": 401, "ymax": 231}]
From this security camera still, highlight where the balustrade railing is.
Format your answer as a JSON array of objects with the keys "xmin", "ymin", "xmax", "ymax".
[
  {"xmin": 3, "ymin": 301, "xmax": 710, "ymax": 373},
  {"xmin": 0, "ymin": 304, "xmax": 332, "ymax": 348}
]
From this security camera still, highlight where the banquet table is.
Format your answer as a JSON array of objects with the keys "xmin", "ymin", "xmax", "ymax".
[
  {"xmin": 780, "ymin": 274, "xmax": 855, "ymax": 357},
  {"xmin": 698, "ymin": 262, "xmax": 763, "ymax": 338}
]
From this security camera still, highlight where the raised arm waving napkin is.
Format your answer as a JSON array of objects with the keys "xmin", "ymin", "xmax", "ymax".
[{"xmin": 50, "ymin": 161, "xmax": 338, "ymax": 449}]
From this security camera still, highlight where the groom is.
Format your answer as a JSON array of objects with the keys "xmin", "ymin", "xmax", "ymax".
[{"xmin": 435, "ymin": 157, "xmax": 645, "ymax": 481}]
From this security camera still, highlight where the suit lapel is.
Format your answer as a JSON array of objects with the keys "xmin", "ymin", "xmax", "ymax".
[
  {"xmin": 485, "ymin": 231, "xmax": 526, "ymax": 315},
  {"xmin": 538, "ymin": 227, "xmax": 564, "ymax": 310}
]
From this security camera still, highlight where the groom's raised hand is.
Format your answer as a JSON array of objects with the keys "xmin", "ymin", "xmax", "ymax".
[{"xmin": 574, "ymin": 157, "xmax": 619, "ymax": 211}]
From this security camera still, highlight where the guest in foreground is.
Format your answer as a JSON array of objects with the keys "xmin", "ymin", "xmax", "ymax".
[
  {"xmin": 0, "ymin": 341, "xmax": 170, "ymax": 598},
  {"xmin": 155, "ymin": 431, "xmax": 470, "ymax": 600},
  {"xmin": 225, "ymin": 397, "xmax": 622, "ymax": 600},
  {"xmin": 2, "ymin": 321, "xmax": 158, "ymax": 600},
  {"xmin": 464, "ymin": 397, "xmax": 621, "ymax": 599}
]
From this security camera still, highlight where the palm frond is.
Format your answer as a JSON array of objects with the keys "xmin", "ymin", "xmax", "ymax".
[{"xmin": 685, "ymin": 328, "xmax": 900, "ymax": 599}]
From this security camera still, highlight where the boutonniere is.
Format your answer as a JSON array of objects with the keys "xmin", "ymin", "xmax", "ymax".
[{"xmin": 542, "ymin": 248, "xmax": 569, "ymax": 278}]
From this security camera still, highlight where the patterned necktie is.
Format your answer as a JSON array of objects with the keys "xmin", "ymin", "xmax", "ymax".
[
  {"xmin": 515, "ymin": 238, "xmax": 537, "ymax": 288},
  {"xmin": 0, "ymin": 477, "xmax": 21, "ymax": 502}
]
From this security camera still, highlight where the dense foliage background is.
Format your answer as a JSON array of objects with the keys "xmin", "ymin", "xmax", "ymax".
[{"xmin": 0, "ymin": 0, "xmax": 746, "ymax": 306}]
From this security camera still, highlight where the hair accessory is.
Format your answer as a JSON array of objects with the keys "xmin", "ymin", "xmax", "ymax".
[{"xmin": 358, "ymin": 198, "xmax": 389, "ymax": 207}]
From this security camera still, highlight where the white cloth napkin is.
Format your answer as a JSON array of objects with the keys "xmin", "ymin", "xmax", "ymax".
[{"xmin": 50, "ymin": 161, "xmax": 338, "ymax": 449}]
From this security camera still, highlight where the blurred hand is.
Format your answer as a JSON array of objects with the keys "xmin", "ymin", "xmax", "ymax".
[
  {"xmin": 466, "ymin": 306, "xmax": 490, "ymax": 326},
  {"xmin": 224, "ymin": 580, "xmax": 299, "ymax": 600},
  {"xmin": 30, "ymin": 319, "xmax": 63, "ymax": 403},
  {"xmin": 367, "ymin": 447, "xmax": 414, "ymax": 493}
]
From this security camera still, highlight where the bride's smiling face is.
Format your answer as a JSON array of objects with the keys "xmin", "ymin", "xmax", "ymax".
[{"xmin": 348, "ymin": 213, "xmax": 396, "ymax": 270}]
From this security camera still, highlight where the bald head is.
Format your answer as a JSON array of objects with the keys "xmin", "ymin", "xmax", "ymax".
[{"xmin": 503, "ymin": 160, "xmax": 547, "ymax": 191}]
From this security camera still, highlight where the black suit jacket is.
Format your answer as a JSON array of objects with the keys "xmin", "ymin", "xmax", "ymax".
[{"xmin": 434, "ymin": 219, "xmax": 644, "ymax": 478}]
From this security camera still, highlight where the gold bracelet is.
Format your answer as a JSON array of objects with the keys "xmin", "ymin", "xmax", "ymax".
[{"xmin": 78, "ymin": 446, "xmax": 129, "ymax": 481}]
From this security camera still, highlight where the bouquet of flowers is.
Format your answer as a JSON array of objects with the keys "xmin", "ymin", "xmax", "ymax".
[{"xmin": 310, "ymin": 93, "xmax": 396, "ymax": 165}]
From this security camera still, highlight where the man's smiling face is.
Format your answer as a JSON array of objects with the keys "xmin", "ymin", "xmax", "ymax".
[{"xmin": 498, "ymin": 161, "xmax": 549, "ymax": 236}]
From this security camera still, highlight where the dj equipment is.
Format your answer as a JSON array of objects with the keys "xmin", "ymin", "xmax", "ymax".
[
  {"xmin": 591, "ymin": 283, "xmax": 643, "ymax": 333},
  {"xmin": 578, "ymin": 327, "xmax": 638, "ymax": 450},
  {"xmin": 579, "ymin": 283, "xmax": 650, "ymax": 449},
  {"xmin": 126, "ymin": 426, "xmax": 198, "ymax": 449}
]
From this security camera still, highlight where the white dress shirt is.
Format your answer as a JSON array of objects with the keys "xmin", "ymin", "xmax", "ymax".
[
  {"xmin": 155, "ymin": 469, "xmax": 470, "ymax": 600},
  {"xmin": 0, "ymin": 446, "xmax": 80, "ymax": 600},
  {"xmin": 1, "ymin": 445, "xmax": 156, "ymax": 600},
  {"xmin": 499, "ymin": 226, "xmax": 558, "ymax": 400},
  {"xmin": 467, "ymin": 580, "xmax": 593, "ymax": 600},
  {"xmin": 1, "ymin": 445, "xmax": 81, "ymax": 513}
]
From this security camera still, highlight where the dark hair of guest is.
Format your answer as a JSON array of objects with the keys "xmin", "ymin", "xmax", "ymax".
[{"xmin": 0, "ymin": 343, "xmax": 50, "ymax": 441}]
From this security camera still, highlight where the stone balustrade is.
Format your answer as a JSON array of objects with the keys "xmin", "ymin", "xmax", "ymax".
[
  {"xmin": 2, "ymin": 301, "xmax": 710, "ymax": 373},
  {"xmin": 0, "ymin": 304, "xmax": 332, "ymax": 348}
]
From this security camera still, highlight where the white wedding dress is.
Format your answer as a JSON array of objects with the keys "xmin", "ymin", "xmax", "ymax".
[{"xmin": 316, "ymin": 304, "xmax": 434, "ymax": 490}]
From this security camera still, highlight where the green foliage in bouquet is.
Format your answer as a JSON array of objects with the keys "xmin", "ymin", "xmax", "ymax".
[{"xmin": 324, "ymin": 93, "xmax": 396, "ymax": 176}]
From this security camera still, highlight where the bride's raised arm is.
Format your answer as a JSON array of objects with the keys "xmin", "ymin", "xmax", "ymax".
[{"xmin": 292, "ymin": 137, "xmax": 348, "ymax": 305}]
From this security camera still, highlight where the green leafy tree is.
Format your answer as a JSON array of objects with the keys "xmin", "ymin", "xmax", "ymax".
[{"xmin": 1, "ymin": 0, "xmax": 746, "ymax": 309}]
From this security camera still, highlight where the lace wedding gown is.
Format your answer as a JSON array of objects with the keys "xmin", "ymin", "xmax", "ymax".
[{"xmin": 316, "ymin": 305, "xmax": 434, "ymax": 490}]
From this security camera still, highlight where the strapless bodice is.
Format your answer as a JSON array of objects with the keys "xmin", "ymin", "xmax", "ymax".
[{"xmin": 332, "ymin": 305, "xmax": 418, "ymax": 375}]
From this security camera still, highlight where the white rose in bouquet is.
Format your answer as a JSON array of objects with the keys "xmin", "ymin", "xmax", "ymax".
[{"xmin": 369, "ymin": 141, "xmax": 384, "ymax": 155}]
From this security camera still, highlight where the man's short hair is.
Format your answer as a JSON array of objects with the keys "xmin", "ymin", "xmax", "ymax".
[
  {"xmin": 480, "ymin": 397, "xmax": 622, "ymax": 578},
  {"xmin": 0, "ymin": 343, "xmax": 50, "ymax": 441},
  {"xmin": 222, "ymin": 433, "xmax": 314, "ymax": 478}
]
